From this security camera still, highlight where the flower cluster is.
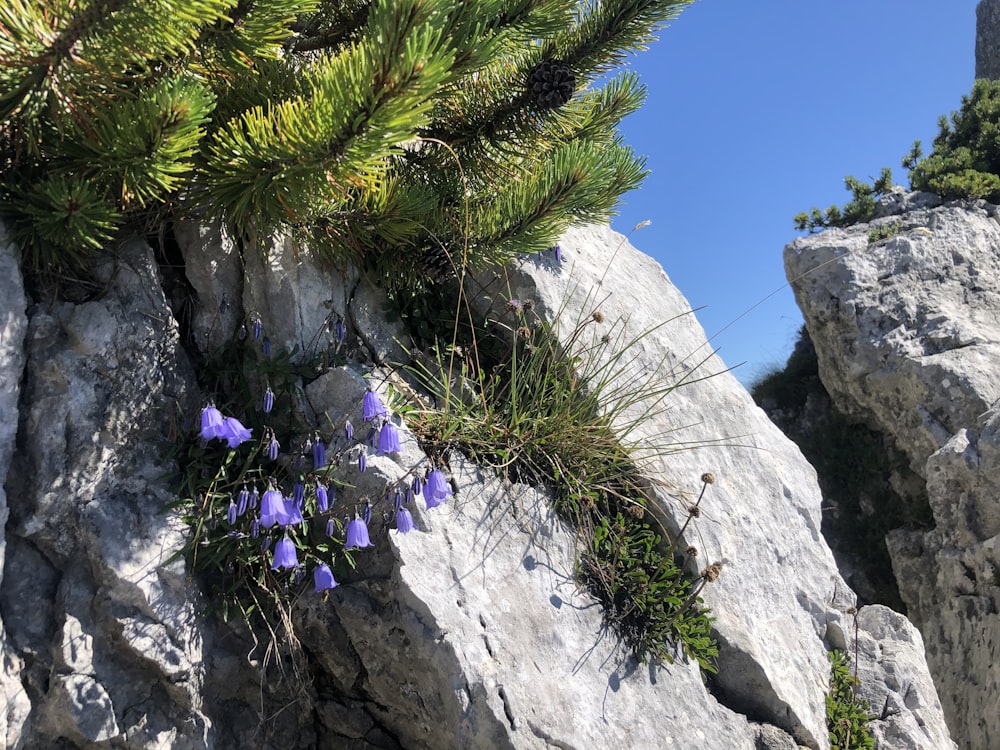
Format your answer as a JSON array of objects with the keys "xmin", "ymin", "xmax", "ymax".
[
  {"xmin": 200, "ymin": 405, "xmax": 253, "ymax": 449},
  {"xmin": 192, "ymin": 325, "xmax": 453, "ymax": 599}
]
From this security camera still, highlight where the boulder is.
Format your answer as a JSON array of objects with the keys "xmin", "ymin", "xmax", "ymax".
[{"xmin": 786, "ymin": 195, "xmax": 1000, "ymax": 748}]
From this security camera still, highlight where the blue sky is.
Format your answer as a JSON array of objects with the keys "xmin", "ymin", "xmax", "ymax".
[{"xmin": 609, "ymin": 0, "xmax": 980, "ymax": 385}]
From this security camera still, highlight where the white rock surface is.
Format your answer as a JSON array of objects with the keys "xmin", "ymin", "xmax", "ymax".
[{"xmin": 470, "ymin": 224, "xmax": 853, "ymax": 747}]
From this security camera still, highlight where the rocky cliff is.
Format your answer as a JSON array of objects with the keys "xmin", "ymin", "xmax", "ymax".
[
  {"xmin": 0, "ymin": 220, "xmax": 952, "ymax": 749},
  {"xmin": 786, "ymin": 192, "xmax": 1000, "ymax": 750},
  {"xmin": 978, "ymin": 0, "xmax": 1000, "ymax": 80}
]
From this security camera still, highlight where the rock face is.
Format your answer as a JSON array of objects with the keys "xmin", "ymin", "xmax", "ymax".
[
  {"xmin": 0, "ymin": 219, "xmax": 952, "ymax": 749},
  {"xmin": 977, "ymin": 0, "xmax": 1000, "ymax": 80},
  {"xmin": 786, "ymin": 194, "xmax": 1000, "ymax": 749}
]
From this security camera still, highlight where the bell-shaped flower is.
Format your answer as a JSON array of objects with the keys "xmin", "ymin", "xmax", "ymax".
[
  {"xmin": 411, "ymin": 475, "xmax": 423, "ymax": 497},
  {"xmin": 362, "ymin": 389, "xmax": 388, "ymax": 422},
  {"xmin": 267, "ymin": 433, "xmax": 280, "ymax": 461},
  {"xmin": 424, "ymin": 469, "xmax": 453, "ymax": 509},
  {"xmin": 263, "ymin": 386, "xmax": 274, "ymax": 414},
  {"xmin": 345, "ymin": 420, "xmax": 354, "ymax": 442},
  {"xmin": 226, "ymin": 499, "xmax": 237, "ymax": 526},
  {"xmin": 313, "ymin": 439, "xmax": 326, "ymax": 469},
  {"xmin": 271, "ymin": 537, "xmax": 298, "ymax": 570},
  {"xmin": 252, "ymin": 316, "xmax": 262, "ymax": 341},
  {"xmin": 345, "ymin": 517, "xmax": 374, "ymax": 550},
  {"xmin": 259, "ymin": 489, "xmax": 285, "ymax": 528},
  {"xmin": 357, "ymin": 450, "xmax": 367, "ymax": 473},
  {"xmin": 396, "ymin": 507, "xmax": 415, "ymax": 534},
  {"xmin": 282, "ymin": 497, "xmax": 304, "ymax": 526},
  {"xmin": 378, "ymin": 421, "xmax": 401, "ymax": 454},
  {"xmin": 293, "ymin": 481, "xmax": 305, "ymax": 507},
  {"xmin": 262, "ymin": 337, "xmax": 272, "ymax": 357},
  {"xmin": 236, "ymin": 486, "xmax": 250, "ymax": 517},
  {"xmin": 199, "ymin": 405, "xmax": 226, "ymax": 441},
  {"xmin": 316, "ymin": 484, "xmax": 329, "ymax": 513},
  {"xmin": 314, "ymin": 563, "xmax": 339, "ymax": 592},
  {"xmin": 335, "ymin": 319, "xmax": 346, "ymax": 343},
  {"xmin": 326, "ymin": 518, "xmax": 336, "ymax": 537},
  {"xmin": 220, "ymin": 417, "xmax": 252, "ymax": 448}
]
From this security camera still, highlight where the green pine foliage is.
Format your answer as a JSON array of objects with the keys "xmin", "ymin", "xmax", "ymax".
[
  {"xmin": 0, "ymin": 0, "xmax": 690, "ymax": 283},
  {"xmin": 793, "ymin": 168, "xmax": 892, "ymax": 233},
  {"xmin": 907, "ymin": 79, "xmax": 1000, "ymax": 202},
  {"xmin": 794, "ymin": 79, "xmax": 1000, "ymax": 233}
]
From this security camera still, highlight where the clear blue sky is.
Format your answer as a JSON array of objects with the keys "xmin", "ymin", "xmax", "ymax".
[{"xmin": 609, "ymin": 0, "xmax": 980, "ymax": 386}]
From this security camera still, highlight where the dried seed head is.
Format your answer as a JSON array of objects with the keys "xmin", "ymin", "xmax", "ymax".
[
  {"xmin": 701, "ymin": 566, "xmax": 722, "ymax": 584},
  {"xmin": 517, "ymin": 326, "xmax": 532, "ymax": 339},
  {"xmin": 626, "ymin": 502, "xmax": 644, "ymax": 518},
  {"xmin": 701, "ymin": 472, "xmax": 715, "ymax": 485},
  {"xmin": 686, "ymin": 545, "xmax": 698, "ymax": 558},
  {"xmin": 687, "ymin": 505, "xmax": 701, "ymax": 518},
  {"xmin": 523, "ymin": 299, "xmax": 535, "ymax": 310},
  {"xmin": 592, "ymin": 310, "xmax": 605, "ymax": 323},
  {"xmin": 701, "ymin": 563, "xmax": 723, "ymax": 583}
]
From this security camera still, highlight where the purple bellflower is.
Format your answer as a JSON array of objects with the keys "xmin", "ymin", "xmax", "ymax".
[
  {"xmin": 316, "ymin": 484, "xmax": 329, "ymax": 513},
  {"xmin": 314, "ymin": 563, "xmax": 339, "ymax": 592},
  {"xmin": 199, "ymin": 405, "xmax": 226, "ymax": 441},
  {"xmin": 260, "ymin": 489, "xmax": 286, "ymax": 528},
  {"xmin": 335, "ymin": 319, "xmax": 346, "ymax": 343},
  {"xmin": 252, "ymin": 316, "xmax": 262, "ymax": 341},
  {"xmin": 362, "ymin": 389, "xmax": 388, "ymax": 422},
  {"xmin": 424, "ymin": 469, "xmax": 453, "ymax": 509},
  {"xmin": 267, "ymin": 433, "xmax": 279, "ymax": 461},
  {"xmin": 378, "ymin": 421, "xmax": 401, "ymax": 454},
  {"xmin": 396, "ymin": 507, "xmax": 415, "ymax": 534},
  {"xmin": 226, "ymin": 499, "xmax": 237, "ymax": 526},
  {"xmin": 237, "ymin": 486, "xmax": 250, "ymax": 517},
  {"xmin": 326, "ymin": 517, "xmax": 336, "ymax": 537},
  {"xmin": 263, "ymin": 386, "xmax": 274, "ymax": 414},
  {"xmin": 345, "ymin": 420, "xmax": 354, "ymax": 442},
  {"xmin": 358, "ymin": 450, "xmax": 367, "ymax": 473},
  {"xmin": 282, "ymin": 497, "xmax": 304, "ymax": 526},
  {"xmin": 345, "ymin": 517, "xmax": 374, "ymax": 550},
  {"xmin": 271, "ymin": 537, "xmax": 298, "ymax": 570},
  {"xmin": 313, "ymin": 439, "xmax": 326, "ymax": 469},
  {"xmin": 220, "ymin": 416, "xmax": 252, "ymax": 448}
]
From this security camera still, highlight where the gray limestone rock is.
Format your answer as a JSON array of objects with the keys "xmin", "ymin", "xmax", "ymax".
[
  {"xmin": 2, "ymin": 237, "xmax": 212, "ymax": 747},
  {"xmin": 0, "ymin": 225, "xmax": 31, "ymax": 750},
  {"xmin": 786, "ymin": 196, "xmax": 1000, "ymax": 749},
  {"xmin": 978, "ymin": 0, "xmax": 1000, "ymax": 80}
]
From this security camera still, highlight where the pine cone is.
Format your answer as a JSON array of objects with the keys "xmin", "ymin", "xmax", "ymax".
[
  {"xmin": 418, "ymin": 244, "xmax": 456, "ymax": 283},
  {"xmin": 527, "ymin": 59, "xmax": 575, "ymax": 109}
]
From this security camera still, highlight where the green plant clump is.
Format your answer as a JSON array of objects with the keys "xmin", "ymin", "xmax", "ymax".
[
  {"xmin": 407, "ymin": 296, "xmax": 719, "ymax": 671},
  {"xmin": 0, "ymin": 0, "xmax": 687, "ymax": 290},
  {"xmin": 827, "ymin": 649, "xmax": 874, "ymax": 750},
  {"xmin": 867, "ymin": 221, "xmax": 901, "ymax": 244}
]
